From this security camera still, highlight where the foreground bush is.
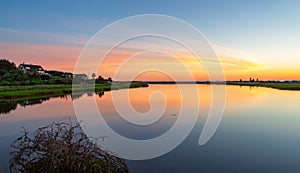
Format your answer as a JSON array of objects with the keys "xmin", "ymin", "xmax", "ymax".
[{"xmin": 9, "ymin": 119, "xmax": 129, "ymax": 173}]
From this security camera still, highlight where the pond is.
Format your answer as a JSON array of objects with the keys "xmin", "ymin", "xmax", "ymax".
[{"xmin": 1, "ymin": 84, "xmax": 300, "ymax": 172}]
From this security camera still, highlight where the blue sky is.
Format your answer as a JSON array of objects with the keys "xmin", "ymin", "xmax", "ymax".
[
  {"xmin": 0, "ymin": 0, "xmax": 300, "ymax": 79},
  {"xmin": 1, "ymin": 1, "xmax": 299, "ymax": 42}
]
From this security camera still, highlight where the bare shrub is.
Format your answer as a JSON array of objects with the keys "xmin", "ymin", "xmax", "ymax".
[{"xmin": 9, "ymin": 118, "xmax": 129, "ymax": 173}]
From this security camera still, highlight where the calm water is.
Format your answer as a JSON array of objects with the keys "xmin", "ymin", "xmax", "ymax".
[{"xmin": 1, "ymin": 84, "xmax": 300, "ymax": 172}]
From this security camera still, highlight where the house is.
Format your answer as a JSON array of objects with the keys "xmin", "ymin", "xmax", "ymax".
[{"xmin": 18, "ymin": 63, "xmax": 45, "ymax": 74}]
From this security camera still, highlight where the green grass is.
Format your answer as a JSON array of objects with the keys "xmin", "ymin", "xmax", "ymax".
[
  {"xmin": 0, "ymin": 82, "xmax": 148, "ymax": 99},
  {"xmin": 226, "ymin": 81, "xmax": 300, "ymax": 90}
]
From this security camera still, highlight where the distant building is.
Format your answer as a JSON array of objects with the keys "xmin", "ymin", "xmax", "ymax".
[
  {"xmin": 63, "ymin": 72, "xmax": 73, "ymax": 78},
  {"xmin": 74, "ymin": 74, "xmax": 88, "ymax": 80},
  {"xmin": 18, "ymin": 63, "xmax": 45, "ymax": 74}
]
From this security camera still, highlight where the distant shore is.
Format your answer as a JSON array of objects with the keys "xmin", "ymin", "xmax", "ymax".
[
  {"xmin": 146, "ymin": 81, "xmax": 300, "ymax": 91},
  {"xmin": 225, "ymin": 81, "xmax": 300, "ymax": 90},
  {"xmin": 0, "ymin": 81, "xmax": 148, "ymax": 100}
]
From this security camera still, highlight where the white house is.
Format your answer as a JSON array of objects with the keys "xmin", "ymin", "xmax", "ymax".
[{"xmin": 18, "ymin": 63, "xmax": 45, "ymax": 74}]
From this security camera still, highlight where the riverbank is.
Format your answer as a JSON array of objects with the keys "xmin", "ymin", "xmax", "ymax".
[
  {"xmin": 0, "ymin": 81, "xmax": 148, "ymax": 99},
  {"xmin": 225, "ymin": 81, "xmax": 300, "ymax": 90}
]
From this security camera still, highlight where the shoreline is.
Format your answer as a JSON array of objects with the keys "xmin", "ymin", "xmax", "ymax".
[
  {"xmin": 225, "ymin": 81, "xmax": 300, "ymax": 91},
  {"xmin": 1, "ymin": 80, "xmax": 299, "ymax": 100},
  {"xmin": 146, "ymin": 81, "xmax": 300, "ymax": 91},
  {"xmin": 0, "ymin": 81, "xmax": 148, "ymax": 100}
]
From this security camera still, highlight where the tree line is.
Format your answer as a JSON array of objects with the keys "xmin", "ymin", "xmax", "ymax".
[{"xmin": 0, "ymin": 59, "xmax": 112, "ymax": 86}]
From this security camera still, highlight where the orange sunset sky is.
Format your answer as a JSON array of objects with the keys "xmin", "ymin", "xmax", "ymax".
[{"xmin": 1, "ymin": 40, "xmax": 299, "ymax": 81}]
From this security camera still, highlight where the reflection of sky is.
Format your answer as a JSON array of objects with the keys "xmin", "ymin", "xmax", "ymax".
[
  {"xmin": 1, "ymin": 85, "xmax": 300, "ymax": 172},
  {"xmin": 0, "ymin": 96, "xmax": 75, "ymax": 172}
]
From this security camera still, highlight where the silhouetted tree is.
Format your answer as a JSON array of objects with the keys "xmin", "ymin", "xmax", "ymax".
[
  {"xmin": 0, "ymin": 59, "xmax": 17, "ymax": 75},
  {"xmin": 96, "ymin": 75, "xmax": 105, "ymax": 84},
  {"xmin": 46, "ymin": 70, "xmax": 64, "ymax": 77},
  {"xmin": 249, "ymin": 77, "xmax": 255, "ymax": 83},
  {"xmin": 92, "ymin": 73, "xmax": 96, "ymax": 79}
]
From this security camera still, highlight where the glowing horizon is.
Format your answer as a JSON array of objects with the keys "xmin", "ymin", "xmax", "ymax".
[
  {"xmin": 0, "ymin": 41, "xmax": 298, "ymax": 81},
  {"xmin": 0, "ymin": 40, "xmax": 299, "ymax": 81}
]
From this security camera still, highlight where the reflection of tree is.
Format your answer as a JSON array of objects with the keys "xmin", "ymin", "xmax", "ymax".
[
  {"xmin": 1, "ymin": 91, "xmax": 106, "ymax": 115},
  {"xmin": 0, "ymin": 97, "xmax": 56, "ymax": 115},
  {"xmin": 72, "ymin": 91, "xmax": 105, "ymax": 100},
  {"xmin": 95, "ymin": 91, "xmax": 104, "ymax": 98},
  {"xmin": 19, "ymin": 97, "xmax": 50, "ymax": 107},
  {"xmin": 0, "ymin": 101, "xmax": 17, "ymax": 114},
  {"xmin": 71, "ymin": 92, "xmax": 85, "ymax": 100},
  {"xmin": 0, "ymin": 97, "xmax": 52, "ymax": 115},
  {"xmin": 87, "ymin": 92, "xmax": 94, "ymax": 97}
]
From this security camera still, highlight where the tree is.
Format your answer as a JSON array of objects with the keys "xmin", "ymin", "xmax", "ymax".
[
  {"xmin": 97, "ymin": 75, "xmax": 104, "ymax": 81},
  {"xmin": 96, "ymin": 75, "xmax": 105, "ymax": 84},
  {"xmin": 92, "ymin": 73, "xmax": 96, "ymax": 79},
  {"xmin": 46, "ymin": 70, "xmax": 64, "ymax": 77},
  {"xmin": 0, "ymin": 59, "xmax": 17, "ymax": 75}
]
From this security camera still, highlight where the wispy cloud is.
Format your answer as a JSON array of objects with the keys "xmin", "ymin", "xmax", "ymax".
[
  {"xmin": 0, "ymin": 27, "xmax": 89, "ymax": 46},
  {"xmin": 0, "ymin": 42, "xmax": 81, "ymax": 72}
]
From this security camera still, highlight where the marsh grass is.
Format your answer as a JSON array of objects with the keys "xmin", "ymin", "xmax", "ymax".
[
  {"xmin": 0, "ymin": 82, "xmax": 148, "ymax": 99},
  {"xmin": 9, "ymin": 119, "xmax": 129, "ymax": 173}
]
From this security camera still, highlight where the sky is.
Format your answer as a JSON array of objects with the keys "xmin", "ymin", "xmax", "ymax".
[{"xmin": 0, "ymin": 0, "xmax": 299, "ymax": 80}]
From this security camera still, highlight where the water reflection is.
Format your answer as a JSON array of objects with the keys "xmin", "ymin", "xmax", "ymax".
[
  {"xmin": 0, "ymin": 101, "xmax": 17, "ymax": 114},
  {"xmin": 0, "ymin": 91, "xmax": 105, "ymax": 115},
  {"xmin": 1, "ymin": 85, "xmax": 300, "ymax": 173}
]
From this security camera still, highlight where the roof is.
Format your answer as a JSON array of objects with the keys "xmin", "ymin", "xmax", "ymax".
[{"xmin": 19, "ymin": 63, "xmax": 44, "ymax": 71}]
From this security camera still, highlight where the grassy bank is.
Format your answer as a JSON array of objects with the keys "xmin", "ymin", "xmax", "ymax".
[
  {"xmin": 0, "ymin": 81, "xmax": 148, "ymax": 99},
  {"xmin": 226, "ymin": 81, "xmax": 300, "ymax": 90}
]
